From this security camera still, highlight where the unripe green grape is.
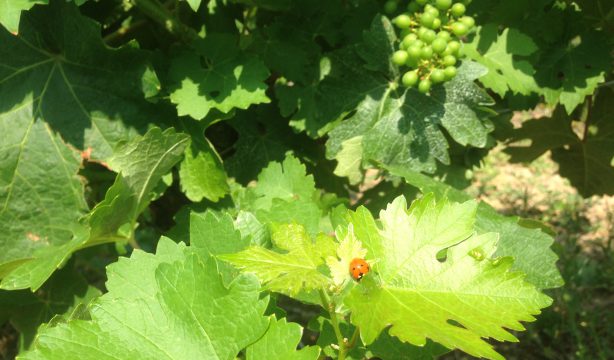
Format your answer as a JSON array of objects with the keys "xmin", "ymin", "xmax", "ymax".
[
  {"xmin": 417, "ymin": 27, "xmax": 429, "ymax": 38},
  {"xmin": 418, "ymin": 78, "xmax": 432, "ymax": 93},
  {"xmin": 450, "ymin": 3, "xmax": 466, "ymax": 17},
  {"xmin": 444, "ymin": 66, "xmax": 457, "ymax": 80},
  {"xmin": 451, "ymin": 22, "xmax": 468, "ymax": 36},
  {"xmin": 420, "ymin": 29, "xmax": 437, "ymax": 44},
  {"xmin": 402, "ymin": 33, "xmax": 418, "ymax": 48},
  {"xmin": 420, "ymin": 13, "xmax": 435, "ymax": 27},
  {"xmin": 446, "ymin": 40, "xmax": 461, "ymax": 54},
  {"xmin": 435, "ymin": 0, "xmax": 452, "ymax": 10},
  {"xmin": 460, "ymin": 16, "xmax": 475, "ymax": 29},
  {"xmin": 399, "ymin": 28, "xmax": 412, "ymax": 40},
  {"xmin": 420, "ymin": 46, "xmax": 433, "ymax": 59},
  {"xmin": 436, "ymin": 30, "xmax": 451, "ymax": 41},
  {"xmin": 413, "ymin": 39, "xmax": 425, "ymax": 48},
  {"xmin": 407, "ymin": 45, "xmax": 422, "ymax": 61},
  {"xmin": 384, "ymin": 0, "xmax": 397, "ymax": 14},
  {"xmin": 392, "ymin": 50, "xmax": 409, "ymax": 65},
  {"xmin": 431, "ymin": 18, "xmax": 442, "ymax": 29},
  {"xmin": 416, "ymin": 0, "xmax": 428, "ymax": 5},
  {"xmin": 430, "ymin": 69, "xmax": 446, "ymax": 83},
  {"xmin": 442, "ymin": 54, "xmax": 457, "ymax": 66},
  {"xmin": 402, "ymin": 70, "xmax": 419, "ymax": 87},
  {"xmin": 431, "ymin": 38, "xmax": 447, "ymax": 53},
  {"xmin": 424, "ymin": 5, "xmax": 439, "ymax": 17},
  {"xmin": 393, "ymin": 14, "xmax": 412, "ymax": 28}
]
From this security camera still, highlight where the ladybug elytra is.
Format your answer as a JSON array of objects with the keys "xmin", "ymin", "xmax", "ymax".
[{"xmin": 349, "ymin": 258, "xmax": 370, "ymax": 281}]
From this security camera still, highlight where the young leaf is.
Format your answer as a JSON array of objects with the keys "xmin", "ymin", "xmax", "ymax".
[
  {"xmin": 168, "ymin": 34, "xmax": 270, "ymax": 120},
  {"xmin": 345, "ymin": 195, "xmax": 552, "ymax": 360},
  {"xmin": 386, "ymin": 166, "xmax": 563, "ymax": 289},
  {"xmin": 461, "ymin": 25, "xmax": 540, "ymax": 96},
  {"xmin": 89, "ymin": 127, "xmax": 189, "ymax": 240},
  {"xmin": 220, "ymin": 223, "xmax": 335, "ymax": 296},
  {"xmin": 21, "ymin": 238, "xmax": 270, "ymax": 360},
  {"xmin": 246, "ymin": 316, "xmax": 321, "ymax": 360}
]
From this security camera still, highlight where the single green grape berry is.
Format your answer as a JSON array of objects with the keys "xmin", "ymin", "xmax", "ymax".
[
  {"xmin": 435, "ymin": 0, "xmax": 452, "ymax": 10},
  {"xmin": 402, "ymin": 33, "xmax": 418, "ymax": 48},
  {"xmin": 393, "ymin": 14, "xmax": 412, "ymax": 28},
  {"xmin": 392, "ymin": 50, "xmax": 409, "ymax": 65},
  {"xmin": 431, "ymin": 18, "xmax": 442, "ymax": 29},
  {"xmin": 420, "ymin": 12, "xmax": 435, "ymax": 27},
  {"xmin": 407, "ymin": 2, "xmax": 421, "ymax": 12},
  {"xmin": 431, "ymin": 38, "xmax": 447, "ymax": 53},
  {"xmin": 442, "ymin": 54, "xmax": 457, "ymax": 66},
  {"xmin": 420, "ymin": 29, "xmax": 437, "ymax": 44},
  {"xmin": 444, "ymin": 66, "xmax": 457, "ymax": 80},
  {"xmin": 413, "ymin": 39, "xmax": 425, "ymax": 48},
  {"xmin": 406, "ymin": 45, "xmax": 422, "ymax": 61},
  {"xmin": 420, "ymin": 46, "xmax": 434, "ymax": 59},
  {"xmin": 436, "ymin": 30, "xmax": 451, "ymax": 41},
  {"xmin": 418, "ymin": 78, "xmax": 432, "ymax": 93},
  {"xmin": 399, "ymin": 28, "xmax": 412, "ymax": 40},
  {"xmin": 384, "ymin": 0, "xmax": 397, "ymax": 14},
  {"xmin": 424, "ymin": 4, "xmax": 439, "ymax": 17},
  {"xmin": 402, "ymin": 70, "xmax": 419, "ymax": 87},
  {"xmin": 460, "ymin": 16, "xmax": 475, "ymax": 29},
  {"xmin": 451, "ymin": 22, "xmax": 468, "ymax": 36},
  {"xmin": 430, "ymin": 69, "xmax": 446, "ymax": 83},
  {"xmin": 416, "ymin": 0, "xmax": 428, "ymax": 5},
  {"xmin": 446, "ymin": 40, "xmax": 461, "ymax": 54},
  {"xmin": 450, "ymin": 3, "xmax": 466, "ymax": 17}
]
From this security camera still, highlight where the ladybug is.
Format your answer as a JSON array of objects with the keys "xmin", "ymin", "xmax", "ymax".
[{"xmin": 349, "ymin": 258, "xmax": 370, "ymax": 281}]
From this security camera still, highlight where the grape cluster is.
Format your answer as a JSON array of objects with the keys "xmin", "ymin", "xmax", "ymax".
[{"xmin": 385, "ymin": 0, "xmax": 475, "ymax": 94}]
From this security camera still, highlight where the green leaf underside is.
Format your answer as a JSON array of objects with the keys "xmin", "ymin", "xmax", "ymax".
[
  {"xmin": 220, "ymin": 223, "xmax": 335, "ymax": 296},
  {"xmin": 21, "ymin": 238, "xmax": 270, "ymax": 360},
  {"xmin": 386, "ymin": 166, "xmax": 563, "ymax": 289},
  {"xmin": 345, "ymin": 194, "xmax": 551, "ymax": 360},
  {"xmin": 169, "ymin": 34, "xmax": 270, "ymax": 120},
  {"xmin": 505, "ymin": 88, "xmax": 614, "ymax": 196},
  {"xmin": 246, "ymin": 316, "xmax": 320, "ymax": 360},
  {"xmin": 462, "ymin": 25, "xmax": 539, "ymax": 96}
]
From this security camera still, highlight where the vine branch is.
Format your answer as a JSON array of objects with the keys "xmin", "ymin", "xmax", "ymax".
[{"xmin": 130, "ymin": 0, "xmax": 198, "ymax": 41}]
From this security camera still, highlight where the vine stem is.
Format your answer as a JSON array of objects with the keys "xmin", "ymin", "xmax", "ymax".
[
  {"xmin": 130, "ymin": 0, "xmax": 198, "ymax": 41},
  {"xmin": 319, "ymin": 289, "xmax": 348, "ymax": 360}
]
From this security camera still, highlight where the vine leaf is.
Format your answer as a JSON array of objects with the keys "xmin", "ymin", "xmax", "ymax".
[
  {"xmin": 246, "ymin": 316, "xmax": 321, "ymax": 360},
  {"xmin": 386, "ymin": 166, "xmax": 563, "ymax": 289},
  {"xmin": 220, "ymin": 223, "xmax": 335, "ymax": 297},
  {"xmin": 504, "ymin": 87, "xmax": 614, "ymax": 196},
  {"xmin": 168, "ymin": 34, "xmax": 270, "ymax": 120},
  {"xmin": 20, "ymin": 238, "xmax": 270, "ymax": 360},
  {"xmin": 345, "ymin": 194, "xmax": 551, "ymax": 360},
  {"xmin": 462, "ymin": 25, "xmax": 540, "ymax": 96}
]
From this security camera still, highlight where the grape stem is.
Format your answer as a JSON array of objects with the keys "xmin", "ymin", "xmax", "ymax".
[
  {"xmin": 130, "ymin": 0, "xmax": 197, "ymax": 41},
  {"xmin": 319, "ymin": 289, "xmax": 356, "ymax": 360}
]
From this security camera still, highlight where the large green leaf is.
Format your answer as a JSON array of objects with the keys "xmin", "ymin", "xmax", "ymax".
[
  {"xmin": 246, "ymin": 316, "xmax": 320, "ymax": 360},
  {"xmin": 20, "ymin": 238, "xmax": 270, "ymax": 360},
  {"xmin": 0, "ymin": 128, "xmax": 188, "ymax": 290},
  {"xmin": 504, "ymin": 87, "xmax": 614, "ymax": 196},
  {"xmin": 344, "ymin": 195, "xmax": 552, "ymax": 360},
  {"xmin": 0, "ymin": 0, "xmax": 164, "ymax": 160},
  {"xmin": 386, "ymin": 166, "xmax": 563, "ymax": 289},
  {"xmin": 326, "ymin": 61, "xmax": 494, "ymax": 175},
  {"xmin": 0, "ymin": 0, "xmax": 46, "ymax": 34},
  {"xmin": 462, "ymin": 25, "xmax": 540, "ymax": 96},
  {"xmin": 168, "ymin": 34, "xmax": 270, "ymax": 120},
  {"xmin": 0, "ymin": 267, "xmax": 100, "ymax": 350},
  {"xmin": 220, "ymin": 223, "xmax": 335, "ymax": 297}
]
